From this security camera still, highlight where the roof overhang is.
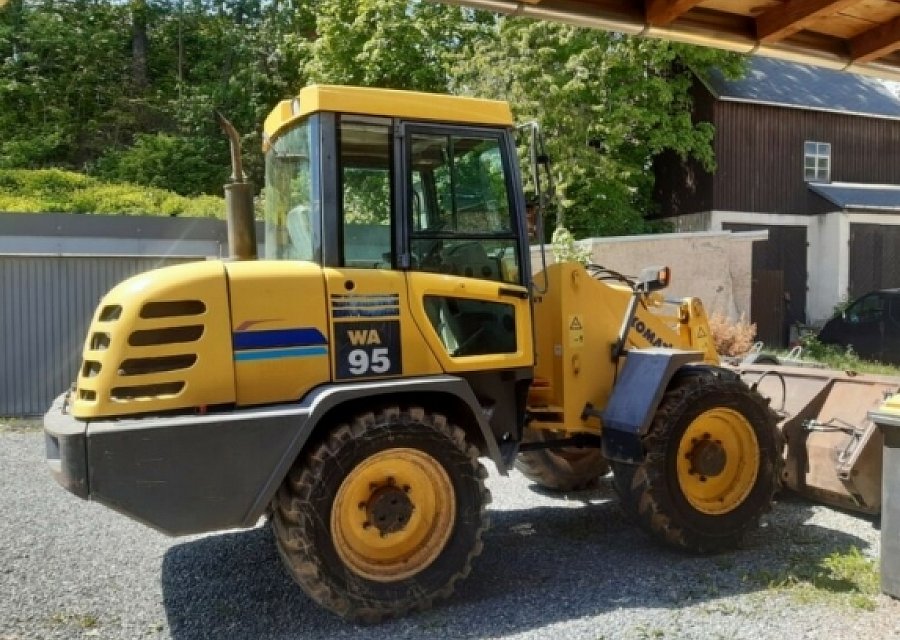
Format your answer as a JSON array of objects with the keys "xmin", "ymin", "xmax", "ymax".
[
  {"xmin": 439, "ymin": 0, "xmax": 900, "ymax": 80},
  {"xmin": 809, "ymin": 181, "xmax": 900, "ymax": 210}
]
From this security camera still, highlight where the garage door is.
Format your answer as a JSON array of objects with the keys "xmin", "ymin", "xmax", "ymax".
[
  {"xmin": 849, "ymin": 224, "xmax": 900, "ymax": 298},
  {"xmin": 723, "ymin": 223, "xmax": 807, "ymax": 347}
]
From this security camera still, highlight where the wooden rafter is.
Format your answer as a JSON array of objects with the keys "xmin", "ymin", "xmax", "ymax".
[
  {"xmin": 645, "ymin": 0, "xmax": 705, "ymax": 27},
  {"xmin": 756, "ymin": 0, "xmax": 861, "ymax": 43},
  {"xmin": 851, "ymin": 16, "xmax": 900, "ymax": 63}
]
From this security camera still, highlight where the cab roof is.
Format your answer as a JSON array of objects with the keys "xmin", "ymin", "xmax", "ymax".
[{"xmin": 263, "ymin": 85, "xmax": 514, "ymax": 149}]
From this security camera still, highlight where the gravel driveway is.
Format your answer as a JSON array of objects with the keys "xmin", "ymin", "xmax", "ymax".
[{"xmin": 2, "ymin": 422, "xmax": 900, "ymax": 640}]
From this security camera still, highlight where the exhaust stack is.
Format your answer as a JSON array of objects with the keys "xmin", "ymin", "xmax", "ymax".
[{"xmin": 217, "ymin": 112, "xmax": 257, "ymax": 261}]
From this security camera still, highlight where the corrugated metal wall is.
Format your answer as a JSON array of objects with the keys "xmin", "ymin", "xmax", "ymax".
[{"xmin": 0, "ymin": 255, "xmax": 200, "ymax": 416}]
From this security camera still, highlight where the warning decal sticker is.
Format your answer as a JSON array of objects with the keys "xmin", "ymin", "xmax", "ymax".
[{"xmin": 568, "ymin": 314, "xmax": 585, "ymax": 348}]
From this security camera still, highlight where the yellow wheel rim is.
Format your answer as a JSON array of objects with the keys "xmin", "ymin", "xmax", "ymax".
[
  {"xmin": 676, "ymin": 407, "xmax": 759, "ymax": 515},
  {"xmin": 331, "ymin": 448, "xmax": 456, "ymax": 583}
]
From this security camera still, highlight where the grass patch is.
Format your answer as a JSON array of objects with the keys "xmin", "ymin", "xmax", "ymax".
[
  {"xmin": 0, "ymin": 418, "xmax": 42, "ymax": 433},
  {"xmin": 49, "ymin": 612, "xmax": 99, "ymax": 629},
  {"xmin": 748, "ymin": 547, "xmax": 879, "ymax": 610},
  {"xmin": 786, "ymin": 337, "xmax": 900, "ymax": 376}
]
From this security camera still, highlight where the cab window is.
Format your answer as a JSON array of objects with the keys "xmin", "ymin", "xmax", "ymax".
[
  {"xmin": 339, "ymin": 118, "xmax": 392, "ymax": 268},
  {"xmin": 264, "ymin": 117, "xmax": 321, "ymax": 262},
  {"xmin": 407, "ymin": 130, "xmax": 520, "ymax": 284}
]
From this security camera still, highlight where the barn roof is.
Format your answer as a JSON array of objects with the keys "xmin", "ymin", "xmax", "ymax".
[{"xmin": 703, "ymin": 56, "xmax": 900, "ymax": 118}]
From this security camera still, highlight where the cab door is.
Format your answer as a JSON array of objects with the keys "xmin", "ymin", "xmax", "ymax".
[
  {"xmin": 399, "ymin": 124, "xmax": 534, "ymax": 374},
  {"xmin": 324, "ymin": 116, "xmax": 443, "ymax": 382}
]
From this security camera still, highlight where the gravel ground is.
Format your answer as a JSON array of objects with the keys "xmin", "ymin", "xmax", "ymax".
[{"xmin": 3, "ymin": 422, "xmax": 900, "ymax": 640}]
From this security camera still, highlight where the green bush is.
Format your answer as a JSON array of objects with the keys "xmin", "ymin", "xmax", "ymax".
[
  {"xmin": 799, "ymin": 335, "xmax": 900, "ymax": 376},
  {"xmin": 0, "ymin": 169, "xmax": 224, "ymax": 218},
  {"xmin": 94, "ymin": 133, "xmax": 229, "ymax": 197},
  {"xmin": 0, "ymin": 194, "xmax": 46, "ymax": 213}
]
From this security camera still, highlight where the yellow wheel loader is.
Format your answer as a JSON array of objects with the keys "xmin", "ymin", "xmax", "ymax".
[{"xmin": 44, "ymin": 85, "xmax": 876, "ymax": 622}]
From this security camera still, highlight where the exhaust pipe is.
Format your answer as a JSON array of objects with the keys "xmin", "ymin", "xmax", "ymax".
[{"xmin": 217, "ymin": 112, "xmax": 257, "ymax": 261}]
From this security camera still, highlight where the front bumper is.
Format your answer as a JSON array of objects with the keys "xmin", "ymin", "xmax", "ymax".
[
  {"xmin": 44, "ymin": 393, "xmax": 89, "ymax": 500},
  {"xmin": 43, "ymin": 393, "xmax": 311, "ymax": 536}
]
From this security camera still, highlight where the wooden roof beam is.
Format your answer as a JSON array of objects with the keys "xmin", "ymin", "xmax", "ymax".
[
  {"xmin": 851, "ymin": 16, "xmax": 900, "ymax": 63},
  {"xmin": 645, "ymin": 0, "xmax": 706, "ymax": 27},
  {"xmin": 756, "ymin": 0, "xmax": 861, "ymax": 44}
]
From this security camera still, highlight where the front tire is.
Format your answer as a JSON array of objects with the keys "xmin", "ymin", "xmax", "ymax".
[
  {"xmin": 272, "ymin": 406, "xmax": 490, "ymax": 622},
  {"xmin": 612, "ymin": 371, "xmax": 781, "ymax": 553}
]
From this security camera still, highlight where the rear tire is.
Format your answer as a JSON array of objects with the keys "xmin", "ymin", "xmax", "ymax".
[
  {"xmin": 612, "ymin": 371, "xmax": 781, "ymax": 553},
  {"xmin": 515, "ymin": 429, "xmax": 609, "ymax": 491},
  {"xmin": 272, "ymin": 406, "xmax": 490, "ymax": 622}
]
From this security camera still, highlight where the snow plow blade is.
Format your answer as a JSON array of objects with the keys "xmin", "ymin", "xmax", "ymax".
[{"xmin": 735, "ymin": 364, "xmax": 900, "ymax": 515}]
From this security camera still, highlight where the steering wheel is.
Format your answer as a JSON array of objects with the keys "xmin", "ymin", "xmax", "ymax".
[{"xmin": 417, "ymin": 222, "xmax": 447, "ymax": 269}]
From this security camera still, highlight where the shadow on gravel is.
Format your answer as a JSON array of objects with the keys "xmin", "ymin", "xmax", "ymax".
[{"xmin": 161, "ymin": 478, "xmax": 872, "ymax": 639}]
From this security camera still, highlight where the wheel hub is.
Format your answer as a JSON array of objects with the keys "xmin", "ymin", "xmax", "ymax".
[
  {"xmin": 686, "ymin": 436, "xmax": 727, "ymax": 479},
  {"xmin": 676, "ymin": 406, "xmax": 761, "ymax": 515},
  {"xmin": 365, "ymin": 483, "xmax": 414, "ymax": 536},
  {"xmin": 331, "ymin": 447, "xmax": 456, "ymax": 582}
]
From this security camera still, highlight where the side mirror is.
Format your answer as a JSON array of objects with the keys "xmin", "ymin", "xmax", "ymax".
[{"xmin": 637, "ymin": 266, "xmax": 671, "ymax": 293}]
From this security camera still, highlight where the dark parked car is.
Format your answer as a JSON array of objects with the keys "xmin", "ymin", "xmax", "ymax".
[{"xmin": 818, "ymin": 289, "xmax": 900, "ymax": 365}]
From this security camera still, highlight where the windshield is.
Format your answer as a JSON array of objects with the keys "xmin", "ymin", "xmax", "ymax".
[{"xmin": 264, "ymin": 117, "xmax": 321, "ymax": 261}]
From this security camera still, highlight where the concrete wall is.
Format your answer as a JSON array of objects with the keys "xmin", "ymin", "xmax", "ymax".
[
  {"xmin": 808, "ymin": 212, "xmax": 845, "ymax": 321},
  {"xmin": 675, "ymin": 209, "xmax": 900, "ymax": 323},
  {"xmin": 531, "ymin": 230, "xmax": 762, "ymax": 320}
]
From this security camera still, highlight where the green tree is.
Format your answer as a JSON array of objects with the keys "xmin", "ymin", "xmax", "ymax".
[
  {"xmin": 0, "ymin": 0, "xmax": 315, "ymax": 195},
  {"xmin": 0, "ymin": 0, "xmax": 134, "ymax": 167},
  {"xmin": 305, "ymin": 0, "xmax": 490, "ymax": 92},
  {"xmin": 0, "ymin": 0, "xmax": 741, "ymax": 225},
  {"xmin": 453, "ymin": 19, "xmax": 745, "ymax": 237}
]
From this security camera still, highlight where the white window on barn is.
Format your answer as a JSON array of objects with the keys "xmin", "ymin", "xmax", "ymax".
[{"xmin": 804, "ymin": 141, "xmax": 831, "ymax": 182}]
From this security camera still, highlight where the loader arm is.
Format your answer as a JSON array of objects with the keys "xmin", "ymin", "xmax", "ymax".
[{"xmin": 527, "ymin": 262, "xmax": 717, "ymax": 436}]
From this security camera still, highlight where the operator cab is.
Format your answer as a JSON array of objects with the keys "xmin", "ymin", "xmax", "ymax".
[{"xmin": 263, "ymin": 85, "xmax": 529, "ymax": 287}]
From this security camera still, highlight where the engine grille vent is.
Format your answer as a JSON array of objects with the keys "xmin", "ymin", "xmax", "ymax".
[
  {"xmin": 99, "ymin": 305, "xmax": 122, "ymax": 321},
  {"xmin": 111, "ymin": 382, "xmax": 185, "ymax": 401},
  {"xmin": 118, "ymin": 354, "xmax": 197, "ymax": 376},
  {"xmin": 129, "ymin": 325, "xmax": 204, "ymax": 347},
  {"xmin": 140, "ymin": 300, "xmax": 206, "ymax": 319}
]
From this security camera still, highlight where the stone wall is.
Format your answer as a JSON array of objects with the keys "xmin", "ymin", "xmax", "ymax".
[{"xmin": 530, "ymin": 230, "xmax": 764, "ymax": 320}]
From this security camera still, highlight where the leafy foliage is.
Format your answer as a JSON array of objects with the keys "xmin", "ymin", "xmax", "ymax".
[
  {"xmin": 0, "ymin": 0, "xmax": 311, "ymax": 194},
  {"xmin": 453, "ymin": 19, "xmax": 745, "ymax": 237},
  {"xmin": 94, "ymin": 133, "xmax": 228, "ymax": 196},
  {"xmin": 798, "ymin": 335, "xmax": 900, "ymax": 375},
  {"xmin": 0, "ymin": 0, "xmax": 742, "ymax": 234},
  {"xmin": 550, "ymin": 227, "xmax": 591, "ymax": 265},
  {"xmin": 0, "ymin": 169, "xmax": 223, "ymax": 217}
]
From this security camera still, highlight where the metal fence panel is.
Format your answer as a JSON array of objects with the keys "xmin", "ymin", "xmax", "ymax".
[{"xmin": 0, "ymin": 255, "xmax": 200, "ymax": 416}]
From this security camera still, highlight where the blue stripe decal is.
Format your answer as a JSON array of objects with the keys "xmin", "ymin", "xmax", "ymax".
[
  {"xmin": 234, "ymin": 346, "xmax": 328, "ymax": 362},
  {"xmin": 233, "ymin": 327, "xmax": 327, "ymax": 350}
]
